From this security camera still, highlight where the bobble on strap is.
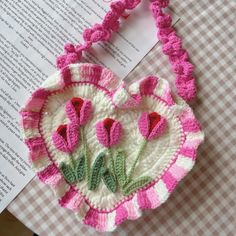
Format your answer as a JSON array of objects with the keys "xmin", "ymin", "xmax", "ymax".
[{"xmin": 56, "ymin": 43, "xmax": 82, "ymax": 69}]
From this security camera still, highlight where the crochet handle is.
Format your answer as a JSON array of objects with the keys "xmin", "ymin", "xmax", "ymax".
[{"xmin": 56, "ymin": 0, "xmax": 197, "ymax": 101}]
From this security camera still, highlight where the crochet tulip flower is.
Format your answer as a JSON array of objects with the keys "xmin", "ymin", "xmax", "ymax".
[
  {"xmin": 52, "ymin": 123, "xmax": 79, "ymax": 153},
  {"xmin": 127, "ymin": 112, "xmax": 167, "ymax": 182},
  {"xmin": 138, "ymin": 112, "xmax": 167, "ymax": 140},
  {"xmin": 96, "ymin": 118, "xmax": 122, "ymax": 148},
  {"xmin": 66, "ymin": 97, "xmax": 92, "ymax": 125}
]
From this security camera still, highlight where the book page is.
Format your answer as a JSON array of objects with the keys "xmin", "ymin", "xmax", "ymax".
[{"xmin": 0, "ymin": 0, "xmax": 179, "ymax": 212}]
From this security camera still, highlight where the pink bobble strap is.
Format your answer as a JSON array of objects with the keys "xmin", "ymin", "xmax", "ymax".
[
  {"xmin": 56, "ymin": 0, "xmax": 197, "ymax": 101},
  {"xmin": 150, "ymin": 0, "xmax": 197, "ymax": 101}
]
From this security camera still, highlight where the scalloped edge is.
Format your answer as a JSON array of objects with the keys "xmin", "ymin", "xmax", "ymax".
[{"xmin": 20, "ymin": 63, "xmax": 204, "ymax": 232}]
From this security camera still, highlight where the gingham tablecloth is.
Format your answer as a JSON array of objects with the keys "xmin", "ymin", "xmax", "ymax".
[{"xmin": 7, "ymin": 0, "xmax": 236, "ymax": 235}]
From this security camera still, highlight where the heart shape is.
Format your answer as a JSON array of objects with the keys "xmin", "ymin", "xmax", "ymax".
[{"xmin": 20, "ymin": 63, "xmax": 204, "ymax": 232}]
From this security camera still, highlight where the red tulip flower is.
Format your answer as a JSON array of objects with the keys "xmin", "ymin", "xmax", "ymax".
[
  {"xmin": 138, "ymin": 112, "xmax": 167, "ymax": 141},
  {"xmin": 66, "ymin": 97, "xmax": 92, "ymax": 125},
  {"xmin": 52, "ymin": 123, "xmax": 79, "ymax": 153},
  {"xmin": 96, "ymin": 118, "xmax": 122, "ymax": 148}
]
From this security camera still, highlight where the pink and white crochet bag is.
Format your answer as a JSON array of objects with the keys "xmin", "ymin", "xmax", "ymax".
[{"xmin": 20, "ymin": 0, "xmax": 204, "ymax": 232}]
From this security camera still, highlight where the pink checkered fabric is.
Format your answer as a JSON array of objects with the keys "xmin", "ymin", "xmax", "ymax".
[{"xmin": 8, "ymin": 0, "xmax": 236, "ymax": 235}]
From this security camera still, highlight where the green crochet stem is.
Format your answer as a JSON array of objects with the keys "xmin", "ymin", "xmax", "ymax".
[
  {"xmin": 127, "ymin": 139, "xmax": 147, "ymax": 183},
  {"xmin": 108, "ymin": 148, "xmax": 116, "ymax": 178},
  {"xmin": 69, "ymin": 153, "xmax": 76, "ymax": 169},
  {"xmin": 80, "ymin": 127, "xmax": 89, "ymax": 180}
]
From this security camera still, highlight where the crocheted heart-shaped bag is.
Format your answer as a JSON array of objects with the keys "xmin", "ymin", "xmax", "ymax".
[{"xmin": 20, "ymin": 0, "xmax": 204, "ymax": 232}]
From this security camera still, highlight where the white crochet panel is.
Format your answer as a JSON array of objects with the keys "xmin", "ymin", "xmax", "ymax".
[{"xmin": 40, "ymin": 83, "xmax": 183, "ymax": 210}]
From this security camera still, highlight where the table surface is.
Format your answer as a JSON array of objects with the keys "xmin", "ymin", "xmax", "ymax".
[{"xmin": 8, "ymin": 1, "xmax": 236, "ymax": 235}]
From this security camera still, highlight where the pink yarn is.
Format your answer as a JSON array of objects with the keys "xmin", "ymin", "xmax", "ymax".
[
  {"xmin": 65, "ymin": 98, "xmax": 92, "ymax": 126},
  {"xmin": 56, "ymin": 0, "xmax": 143, "ymax": 69},
  {"xmin": 138, "ymin": 112, "xmax": 167, "ymax": 141},
  {"xmin": 52, "ymin": 123, "xmax": 79, "ymax": 153},
  {"xmin": 56, "ymin": 43, "xmax": 82, "ymax": 69},
  {"xmin": 20, "ymin": 111, "xmax": 40, "ymax": 129},
  {"xmin": 37, "ymin": 164, "xmax": 61, "ymax": 184},
  {"xmin": 95, "ymin": 118, "xmax": 122, "ymax": 148},
  {"xmin": 25, "ymin": 137, "xmax": 45, "ymax": 153},
  {"xmin": 179, "ymin": 147, "xmax": 197, "ymax": 160},
  {"xmin": 139, "ymin": 76, "xmax": 158, "ymax": 95},
  {"xmin": 150, "ymin": 1, "xmax": 197, "ymax": 101},
  {"xmin": 137, "ymin": 190, "xmax": 152, "ymax": 209},
  {"xmin": 84, "ymin": 208, "xmax": 99, "ymax": 227},
  {"xmin": 115, "ymin": 205, "xmax": 128, "ymax": 225},
  {"xmin": 162, "ymin": 171, "xmax": 177, "ymax": 193},
  {"xmin": 56, "ymin": 0, "xmax": 198, "ymax": 102}
]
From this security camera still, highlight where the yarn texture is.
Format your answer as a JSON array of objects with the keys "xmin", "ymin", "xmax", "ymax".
[
  {"xmin": 20, "ymin": 63, "xmax": 204, "ymax": 231},
  {"xmin": 20, "ymin": 0, "xmax": 204, "ymax": 232}
]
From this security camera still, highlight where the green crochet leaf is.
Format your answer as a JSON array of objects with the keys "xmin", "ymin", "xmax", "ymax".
[
  {"xmin": 88, "ymin": 152, "xmax": 105, "ymax": 191},
  {"xmin": 101, "ymin": 167, "xmax": 117, "ymax": 193},
  {"xmin": 60, "ymin": 162, "xmax": 76, "ymax": 184},
  {"xmin": 123, "ymin": 176, "xmax": 152, "ymax": 196},
  {"xmin": 114, "ymin": 150, "xmax": 127, "ymax": 187},
  {"xmin": 75, "ymin": 154, "xmax": 86, "ymax": 182}
]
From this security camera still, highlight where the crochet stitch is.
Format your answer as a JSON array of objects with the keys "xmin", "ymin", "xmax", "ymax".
[{"xmin": 20, "ymin": 0, "xmax": 204, "ymax": 232}]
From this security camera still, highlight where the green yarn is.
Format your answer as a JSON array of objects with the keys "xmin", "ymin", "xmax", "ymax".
[
  {"xmin": 80, "ymin": 127, "xmax": 90, "ymax": 180},
  {"xmin": 101, "ymin": 167, "xmax": 117, "ymax": 193},
  {"xmin": 75, "ymin": 154, "xmax": 86, "ymax": 182},
  {"xmin": 123, "ymin": 176, "xmax": 152, "ymax": 196},
  {"xmin": 114, "ymin": 150, "xmax": 127, "ymax": 187},
  {"xmin": 88, "ymin": 152, "xmax": 105, "ymax": 190},
  {"xmin": 126, "ymin": 139, "xmax": 147, "ymax": 183},
  {"xmin": 60, "ymin": 162, "xmax": 76, "ymax": 184}
]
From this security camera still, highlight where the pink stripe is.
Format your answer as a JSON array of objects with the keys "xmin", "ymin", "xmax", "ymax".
[
  {"xmin": 23, "ymin": 88, "xmax": 49, "ymax": 112},
  {"xmin": 32, "ymin": 88, "xmax": 49, "ymax": 99},
  {"xmin": 59, "ymin": 187, "xmax": 77, "ymax": 207},
  {"xmin": 183, "ymin": 139, "xmax": 203, "ymax": 149},
  {"xmin": 125, "ymin": 200, "xmax": 139, "ymax": 220},
  {"xmin": 61, "ymin": 66, "xmax": 72, "ymax": 86},
  {"xmin": 179, "ymin": 147, "xmax": 197, "ymax": 160},
  {"xmin": 37, "ymin": 164, "xmax": 62, "ymax": 186},
  {"xmin": 179, "ymin": 108, "xmax": 195, "ymax": 121},
  {"xmin": 162, "ymin": 171, "xmax": 178, "ymax": 193},
  {"xmin": 137, "ymin": 190, "xmax": 151, "ymax": 210},
  {"xmin": 79, "ymin": 64, "xmax": 102, "ymax": 83},
  {"xmin": 182, "ymin": 119, "xmax": 201, "ymax": 132},
  {"xmin": 139, "ymin": 76, "xmax": 158, "ymax": 95},
  {"xmin": 59, "ymin": 187, "xmax": 84, "ymax": 211},
  {"xmin": 99, "ymin": 68, "xmax": 118, "ymax": 88},
  {"xmin": 97, "ymin": 213, "xmax": 108, "ymax": 232},
  {"xmin": 84, "ymin": 208, "xmax": 99, "ymax": 228},
  {"xmin": 25, "ymin": 137, "xmax": 45, "ymax": 152},
  {"xmin": 29, "ymin": 148, "xmax": 48, "ymax": 162},
  {"xmin": 169, "ymin": 164, "xmax": 187, "ymax": 181},
  {"xmin": 20, "ymin": 111, "xmax": 40, "ymax": 129},
  {"xmin": 164, "ymin": 89, "xmax": 174, "ymax": 105},
  {"xmin": 115, "ymin": 205, "xmax": 128, "ymax": 225},
  {"xmin": 146, "ymin": 187, "xmax": 160, "ymax": 209}
]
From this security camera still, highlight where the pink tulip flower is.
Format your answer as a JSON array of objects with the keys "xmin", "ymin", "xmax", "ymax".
[
  {"xmin": 96, "ymin": 118, "xmax": 122, "ymax": 148},
  {"xmin": 52, "ymin": 123, "xmax": 79, "ymax": 153},
  {"xmin": 138, "ymin": 112, "xmax": 167, "ymax": 141},
  {"xmin": 65, "ymin": 97, "xmax": 92, "ymax": 125}
]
